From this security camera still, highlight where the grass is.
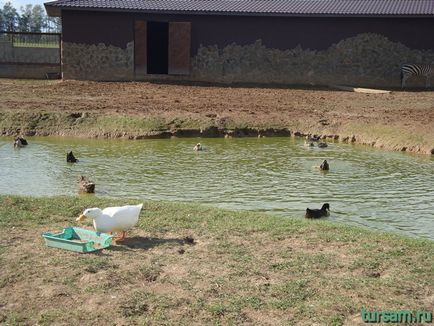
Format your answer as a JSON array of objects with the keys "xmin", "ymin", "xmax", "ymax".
[
  {"xmin": 0, "ymin": 195, "xmax": 433, "ymax": 325},
  {"xmin": 14, "ymin": 43, "xmax": 58, "ymax": 48},
  {"xmin": 343, "ymin": 122, "xmax": 433, "ymax": 150},
  {"xmin": 0, "ymin": 111, "xmax": 240, "ymax": 137}
]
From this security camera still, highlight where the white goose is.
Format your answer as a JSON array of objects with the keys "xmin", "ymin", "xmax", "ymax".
[{"xmin": 76, "ymin": 204, "xmax": 143, "ymax": 242}]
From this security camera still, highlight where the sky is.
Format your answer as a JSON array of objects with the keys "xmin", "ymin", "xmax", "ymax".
[{"xmin": 1, "ymin": 0, "xmax": 46, "ymax": 11}]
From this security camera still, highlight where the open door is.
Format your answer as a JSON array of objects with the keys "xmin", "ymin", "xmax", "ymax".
[
  {"xmin": 168, "ymin": 22, "xmax": 191, "ymax": 75},
  {"xmin": 135, "ymin": 21, "xmax": 191, "ymax": 76},
  {"xmin": 147, "ymin": 21, "xmax": 169, "ymax": 74}
]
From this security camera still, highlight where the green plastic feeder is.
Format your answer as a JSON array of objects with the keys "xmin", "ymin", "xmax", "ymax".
[{"xmin": 42, "ymin": 227, "xmax": 113, "ymax": 253}]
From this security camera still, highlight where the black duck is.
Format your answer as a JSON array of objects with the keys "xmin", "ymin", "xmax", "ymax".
[
  {"xmin": 67, "ymin": 151, "xmax": 78, "ymax": 163},
  {"xmin": 319, "ymin": 160, "xmax": 329, "ymax": 171},
  {"xmin": 14, "ymin": 137, "xmax": 28, "ymax": 148},
  {"xmin": 305, "ymin": 203, "xmax": 330, "ymax": 218}
]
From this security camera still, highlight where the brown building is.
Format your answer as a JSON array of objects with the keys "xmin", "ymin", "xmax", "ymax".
[{"xmin": 44, "ymin": 0, "xmax": 434, "ymax": 87}]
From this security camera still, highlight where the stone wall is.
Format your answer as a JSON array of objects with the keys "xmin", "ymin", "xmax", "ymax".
[
  {"xmin": 191, "ymin": 33, "xmax": 434, "ymax": 88},
  {"xmin": 62, "ymin": 41, "xmax": 134, "ymax": 80},
  {"xmin": 60, "ymin": 33, "xmax": 434, "ymax": 87}
]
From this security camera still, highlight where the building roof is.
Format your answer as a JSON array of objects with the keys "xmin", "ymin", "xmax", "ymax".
[{"xmin": 44, "ymin": 0, "xmax": 434, "ymax": 17}]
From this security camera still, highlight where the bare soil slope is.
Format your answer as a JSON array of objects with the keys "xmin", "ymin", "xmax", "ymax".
[{"xmin": 1, "ymin": 79, "xmax": 433, "ymax": 153}]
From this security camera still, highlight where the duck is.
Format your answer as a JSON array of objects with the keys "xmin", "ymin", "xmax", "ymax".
[
  {"xmin": 67, "ymin": 151, "xmax": 78, "ymax": 163},
  {"xmin": 76, "ymin": 203, "xmax": 143, "ymax": 242},
  {"xmin": 304, "ymin": 136, "xmax": 314, "ymax": 147},
  {"xmin": 318, "ymin": 142, "xmax": 328, "ymax": 148},
  {"xmin": 319, "ymin": 160, "xmax": 329, "ymax": 171},
  {"xmin": 14, "ymin": 137, "xmax": 28, "ymax": 148},
  {"xmin": 79, "ymin": 176, "xmax": 95, "ymax": 193},
  {"xmin": 193, "ymin": 143, "xmax": 203, "ymax": 151},
  {"xmin": 305, "ymin": 203, "xmax": 330, "ymax": 219}
]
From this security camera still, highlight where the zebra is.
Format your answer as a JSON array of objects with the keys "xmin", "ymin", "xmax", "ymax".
[{"xmin": 400, "ymin": 63, "xmax": 434, "ymax": 88}]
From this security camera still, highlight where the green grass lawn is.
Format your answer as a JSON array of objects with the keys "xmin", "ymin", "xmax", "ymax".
[
  {"xmin": 0, "ymin": 195, "xmax": 433, "ymax": 325},
  {"xmin": 13, "ymin": 43, "xmax": 59, "ymax": 48}
]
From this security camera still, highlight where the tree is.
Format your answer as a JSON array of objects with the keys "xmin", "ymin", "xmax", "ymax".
[
  {"xmin": 2, "ymin": 2, "xmax": 19, "ymax": 31},
  {"xmin": 0, "ymin": 2, "xmax": 61, "ymax": 33},
  {"xmin": 0, "ymin": 8, "xmax": 4, "ymax": 31},
  {"xmin": 30, "ymin": 4, "xmax": 44, "ymax": 32},
  {"xmin": 18, "ymin": 4, "xmax": 32, "ymax": 32},
  {"xmin": 46, "ymin": 16, "xmax": 61, "ymax": 33}
]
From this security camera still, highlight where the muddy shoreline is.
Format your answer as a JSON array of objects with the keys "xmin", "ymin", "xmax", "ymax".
[
  {"xmin": 2, "ymin": 124, "xmax": 431, "ymax": 154},
  {"xmin": 1, "ymin": 79, "xmax": 433, "ymax": 154}
]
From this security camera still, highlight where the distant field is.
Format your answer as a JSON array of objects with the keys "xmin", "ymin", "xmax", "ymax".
[
  {"xmin": 13, "ymin": 42, "xmax": 59, "ymax": 48},
  {"xmin": 0, "ymin": 35, "xmax": 59, "ymax": 48}
]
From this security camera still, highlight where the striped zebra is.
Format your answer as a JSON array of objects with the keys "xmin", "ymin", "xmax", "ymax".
[{"xmin": 400, "ymin": 63, "xmax": 434, "ymax": 88}]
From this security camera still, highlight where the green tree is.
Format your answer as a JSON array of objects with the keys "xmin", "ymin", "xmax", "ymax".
[
  {"xmin": 46, "ymin": 16, "xmax": 61, "ymax": 33},
  {"xmin": 18, "ymin": 4, "xmax": 32, "ymax": 32},
  {"xmin": 2, "ymin": 2, "xmax": 18, "ymax": 31},
  {"xmin": 30, "ymin": 4, "xmax": 44, "ymax": 32},
  {"xmin": 0, "ymin": 8, "xmax": 4, "ymax": 31}
]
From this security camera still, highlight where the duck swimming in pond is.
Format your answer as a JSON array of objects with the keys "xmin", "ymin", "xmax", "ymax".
[
  {"xmin": 13, "ymin": 137, "xmax": 28, "ymax": 148},
  {"xmin": 67, "ymin": 151, "xmax": 78, "ymax": 163},
  {"xmin": 193, "ymin": 143, "xmax": 203, "ymax": 151},
  {"xmin": 304, "ymin": 136, "xmax": 314, "ymax": 147},
  {"xmin": 319, "ymin": 160, "xmax": 329, "ymax": 171},
  {"xmin": 305, "ymin": 203, "xmax": 330, "ymax": 219},
  {"xmin": 79, "ymin": 176, "xmax": 95, "ymax": 193},
  {"xmin": 318, "ymin": 142, "xmax": 328, "ymax": 148}
]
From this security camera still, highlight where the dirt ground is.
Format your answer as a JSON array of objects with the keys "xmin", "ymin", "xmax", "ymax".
[{"xmin": 1, "ymin": 79, "xmax": 433, "ymax": 153}]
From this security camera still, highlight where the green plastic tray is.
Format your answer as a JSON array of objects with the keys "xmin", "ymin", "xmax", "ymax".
[{"xmin": 42, "ymin": 226, "xmax": 113, "ymax": 253}]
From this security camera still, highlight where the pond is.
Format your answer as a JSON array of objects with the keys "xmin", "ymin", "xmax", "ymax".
[{"xmin": 1, "ymin": 137, "xmax": 433, "ymax": 240}]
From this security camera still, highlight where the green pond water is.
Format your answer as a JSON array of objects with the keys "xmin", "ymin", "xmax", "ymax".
[{"xmin": 1, "ymin": 137, "xmax": 433, "ymax": 240}]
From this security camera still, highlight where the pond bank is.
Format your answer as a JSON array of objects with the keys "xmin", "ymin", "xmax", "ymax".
[
  {"xmin": 1, "ymin": 195, "xmax": 433, "ymax": 325},
  {"xmin": 0, "ymin": 111, "xmax": 432, "ymax": 155},
  {"xmin": 0, "ymin": 79, "xmax": 433, "ymax": 155}
]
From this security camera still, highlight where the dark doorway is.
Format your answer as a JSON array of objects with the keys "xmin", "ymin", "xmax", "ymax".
[{"xmin": 147, "ymin": 21, "xmax": 168, "ymax": 74}]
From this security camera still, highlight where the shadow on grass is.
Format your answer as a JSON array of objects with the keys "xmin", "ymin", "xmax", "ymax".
[{"xmin": 109, "ymin": 236, "xmax": 193, "ymax": 251}]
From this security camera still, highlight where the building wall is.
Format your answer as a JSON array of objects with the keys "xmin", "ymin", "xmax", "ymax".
[
  {"xmin": 0, "ymin": 63, "xmax": 60, "ymax": 79},
  {"xmin": 0, "ymin": 41, "xmax": 59, "ymax": 63},
  {"xmin": 61, "ymin": 10, "xmax": 434, "ymax": 86},
  {"xmin": 61, "ymin": 11, "xmax": 134, "ymax": 80},
  {"xmin": 0, "ymin": 40, "xmax": 60, "ymax": 79},
  {"xmin": 191, "ymin": 34, "xmax": 434, "ymax": 87}
]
